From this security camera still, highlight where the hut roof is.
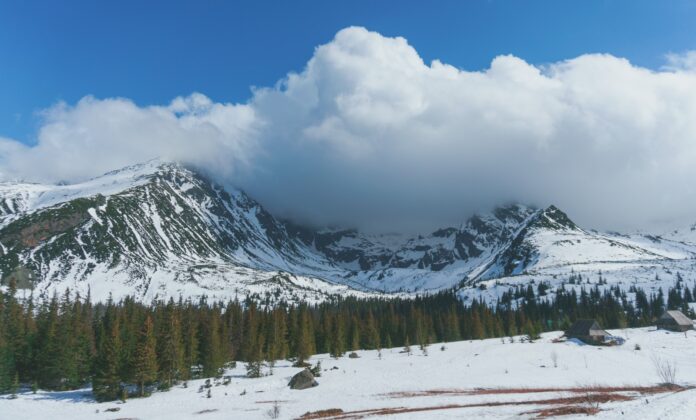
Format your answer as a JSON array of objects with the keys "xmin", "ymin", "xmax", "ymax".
[
  {"xmin": 659, "ymin": 310, "xmax": 693, "ymax": 326},
  {"xmin": 566, "ymin": 319, "xmax": 608, "ymax": 337}
]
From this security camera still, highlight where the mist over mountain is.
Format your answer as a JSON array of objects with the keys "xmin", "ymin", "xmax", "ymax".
[{"xmin": 1, "ymin": 160, "xmax": 695, "ymax": 303}]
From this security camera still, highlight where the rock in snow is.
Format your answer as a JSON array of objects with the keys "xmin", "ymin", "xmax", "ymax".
[{"xmin": 288, "ymin": 368, "xmax": 318, "ymax": 390}]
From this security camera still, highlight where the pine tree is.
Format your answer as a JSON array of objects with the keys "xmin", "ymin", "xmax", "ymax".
[
  {"xmin": 445, "ymin": 308, "xmax": 461, "ymax": 342},
  {"xmin": 349, "ymin": 316, "xmax": 360, "ymax": 351},
  {"xmin": 199, "ymin": 306, "xmax": 224, "ymax": 378},
  {"xmin": 10, "ymin": 371, "xmax": 19, "ymax": 398},
  {"xmin": 35, "ymin": 294, "xmax": 65, "ymax": 389},
  {"xmin": 383, "ymin": 333, "xmax": 392, "ymax": 350},
  {"xmin": 470, "ymin": 311, "xmax": 484, "ymax": 339},
  {"xmin": 245, "ymin": 360, "xmax": 263, "ymax": 378},
  {"xmin": 92, "ymin": 312, "xmax": 122, "ymax": 402},
  {"xmin": 270, "ymin": 308, "xmax": 288, "ymax": 361},
  {"xmin": 329, "ymin": 313, "xmax": 345, "ymax": 358},
  {"xmin": 241, "ymin": 302, "xmax": 260, "ymax": 361},
  {"xmin": 294, "ymin": 307, "xmax": 313, "ymax": 366},
  {"xmin": 157, "ymin": 304, "xmax": 184, "ymax": 388},
  {"xmin": 72, "ymin": 294, "xmax": 95, "ymax": 387},
  {"xmin": 0, "ymin": 288, "xmax": 16, "ymax": 393},
  {"xmin": 364, "ymin": 311, "xmax": 381, "ymax": 350},
  {"xmin": 3, "ymin": 279, "xmax": 22, "ymax": 385},
  {"xmin": 242, "ymin": 303, "xmax": 264, "ymax": 377},
  {"xmin": 133, "ymin": 315, "xmax": 158, "ymax": 397},
  {"xmin": 0, "ymin": 299, "xmax": 14, "ymax": 393},
  {"xmin": 182, "ymin": 305, "xmax": 199, "ymax": 379},
  {"xmin": 58, "ymin": 290, "xmax": 85, "ymax": 389},
  {"xmin": 0, "ymin": 281, "xmax": 686, "ymax": 399}
]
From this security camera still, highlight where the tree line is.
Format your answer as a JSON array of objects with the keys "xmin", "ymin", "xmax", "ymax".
[{"xmin": 1, "ymin": 274, "xmax": 694, "ymax": 400}]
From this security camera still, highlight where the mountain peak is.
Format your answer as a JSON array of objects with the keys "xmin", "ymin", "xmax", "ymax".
[
  {"xmin": 529, "ymin": 205, "xmax": 578, "ymax": 231},
  {"xmin": 3, "ymin": 161, "xmax": 694, "ymax": 303}
]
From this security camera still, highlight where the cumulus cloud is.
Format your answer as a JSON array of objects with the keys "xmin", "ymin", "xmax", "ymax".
[
  {"xmin": 2, "ymin": 27, "xmax": 696, "ymax": 231},
  {"xmin": 0, "ymin": 94, "xmax": 257, "ymax": 183},
  {"xmin": 664, "ymin": 51, "xmax": 696, "ymax": 72}
]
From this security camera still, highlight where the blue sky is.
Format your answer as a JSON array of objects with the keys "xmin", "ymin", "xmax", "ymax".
[{"xmin": 2, "ymin": 0, "xmax": 696, "ymax": 144}]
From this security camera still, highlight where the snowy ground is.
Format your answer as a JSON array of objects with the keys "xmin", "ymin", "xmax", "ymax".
[
  {"xmin": 461, "ymin": 257, "xmax": 696, "ymax": 306},
  {"xmin": 3, "ymin": 327, "xmax": 696, "ymax": 419}
]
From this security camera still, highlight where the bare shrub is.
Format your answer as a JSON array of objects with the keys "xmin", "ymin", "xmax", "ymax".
[
  {"xmin": 583, "ymin": 390, "xmax": 600, "ymax": 412},
  {"xmin": 267, "ymin": 401, "xmax": 281, "ymax": 419},
  {"xmin": 652, "ymin": 354, "xmax": 677, "ymax": 385}
]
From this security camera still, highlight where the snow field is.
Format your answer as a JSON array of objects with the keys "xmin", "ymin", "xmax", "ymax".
[{"xmin": 3, "ymin": 327, "xmax": 696, "ymax": 419}]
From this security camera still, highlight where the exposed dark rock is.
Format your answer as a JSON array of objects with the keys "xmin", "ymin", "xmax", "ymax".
[{"xmin": 288, "ymin": 368, "xmax": 318, "ymax": 390}]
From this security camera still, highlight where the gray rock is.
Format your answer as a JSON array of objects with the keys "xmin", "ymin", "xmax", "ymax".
[{"xmin": 288, "ymin": 368, "xmax": 318, "ymax": 390}]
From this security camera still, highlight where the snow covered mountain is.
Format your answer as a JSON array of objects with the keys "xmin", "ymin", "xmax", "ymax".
[{"xmin": 1, "ymin": 159, "xmax": 695, "ymax": 302}]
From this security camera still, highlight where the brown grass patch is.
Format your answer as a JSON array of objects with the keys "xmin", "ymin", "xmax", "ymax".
[
  {"xmin": 298, "ymin": 387, "xmax": 683, "ymax": 419},
  {"xmin": 298, "ymin": 385, "xmax": 690, "ymax": 419},
  {"xmin": 525, "ymin": 405, "xmax": 601, "ymax": 417},
  {"xmin": 383, "ymin": 384, "xmax": 689, "ymax": 398},
  {"xmin": 299, "ymin": 408, "xmax": 345, "ymax": 419}
]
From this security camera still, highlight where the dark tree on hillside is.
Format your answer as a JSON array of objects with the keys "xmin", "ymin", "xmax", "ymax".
[
  {"xmin": 0, "ymin": 277, "xmax": 686, "ymax": 401},
  {"xmin": 133, "ymin": 316, "xmax": 158, "ymax": 396},
  {"xmin": 329, "ymin": 313, "xmax": 345, "ymax": 358},
  {"xmin": 92, "ymin": 311, "xmax": 122, "ymax": 402},
  {"xmin": 156, "ymin": 303, "xmax": 184, "ymax": 388},
  {"xmin": 199, "ymin": 305, "xmax": 224, "ymax": 378},
  {"xmin": 294, "ymin": 306, "xmax": 314, "ymax": 366}
]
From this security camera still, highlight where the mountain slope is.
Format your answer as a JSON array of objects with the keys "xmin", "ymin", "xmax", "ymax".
[
  {"xmin": 0, "ymin": 161, "xmax": 361, "ymax": 302},
  {"xmin": 2, "ymin": 160, "xmax": 695, "ymax": 302}
]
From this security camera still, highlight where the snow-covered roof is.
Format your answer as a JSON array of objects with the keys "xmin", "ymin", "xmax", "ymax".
[{"xmin": 659, "ymin": 310, "xmax": 694, "ymax": 326}]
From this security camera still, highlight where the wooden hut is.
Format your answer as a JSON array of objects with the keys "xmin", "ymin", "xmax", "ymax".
[
  {"xmin": 565, "ymin": 319, "xmax": 610, "ymax": 344},
  {"xmin": 656, "ymin": 310, "xmax": 694, "ymax": 332}
]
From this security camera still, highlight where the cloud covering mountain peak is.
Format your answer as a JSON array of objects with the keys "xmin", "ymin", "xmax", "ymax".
[{"xmin": 2, "ymin": 26, "xmax": 696, "ymax": 231}]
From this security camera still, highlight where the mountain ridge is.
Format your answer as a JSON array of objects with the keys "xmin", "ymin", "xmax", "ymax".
[{"xmin": 1, "ymin": 160, "xmax": 695, "ymax": 303}]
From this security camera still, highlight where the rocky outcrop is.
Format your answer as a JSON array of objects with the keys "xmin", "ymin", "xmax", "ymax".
[{"xmin": 288, "ymin": 368, "xmax": 318, "ymax": 390}]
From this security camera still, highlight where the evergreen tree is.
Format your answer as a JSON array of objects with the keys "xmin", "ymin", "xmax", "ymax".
[
  {"xmin": 364, "ymin": 310, "xmax": 381, "ymax": 350},
  {"xmin": 133, "ymin": 315, "xmax": 158, "ymax": 397},
  {"xmin": 72, "ymin": 294, "xmax": 95, "ymax": 386},
  {"xmin": 242, "ymin": 303, "xmax": 264, "ymax": 376},
  {"xmin": 445, "ymin": 308, "xmax": 461, "ymax": 342},
  {"xmin": 349, "ymin": 316, "xmax": 360, "ymax": 351},
  {"xmin": 329, "ymin": 313, "xmax": 345, "ymax": 358},
  {"xmin": 293, "ymin": 307, "xmax": 313, "ymax": 367},
  {"xmin": 0, "ymin": 291, "xmax": 14, "ymax": 392},
  {"xmin": 34, "ymin": 294, "xmax": 65, "ymax": 389},
  {"xmin": 264, "ymin": 307, "xmax": 288, "ymax": 365},
  {"xmin": 181, "ymin": 305, "xmax": 199, "ymax": 379},
  {"xmin": 1, "ymin": 280, "xmax": 689, "ymax": 398},
  {"xmin": 10, "ymin": 371, "xmax": 19, "ymax": 398},
  {"xmin": 92, "ymin": 312, "xmax": 122, "ymax": 402},
  {"xmin": 470, "ymin": 311, "xmax": 484, "ymax": 339},
  {"xmin": 157, "ymin": 304, "xmax": 184, "ymax": 388},
  {"xmin": 2, "ymin": 280, "xmax": 22, "ymax": 386},
  {"xmin": 403, "ymin": 335, "xmax": 412, "ymax": 356},
  {"xmin": 199, "ymin": 306, "xmax": 224, "ymax": 378}
]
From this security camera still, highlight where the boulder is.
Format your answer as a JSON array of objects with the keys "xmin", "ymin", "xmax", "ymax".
[
  {"xmin": 288, "ymin": 368, "xmax": 318, "ymax": 390},
  {"xmin": 348, "ymin": 352, "xmax": 359, "ymax": 359}
]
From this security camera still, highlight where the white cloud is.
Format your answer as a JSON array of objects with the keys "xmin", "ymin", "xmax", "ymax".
[
  {"xmin": 664, "ymin": 50, "xmax": 696, "ymax": 72},
  {"xmin": 0, "ymin": 94, "xmax": 257, "ymax": 184},
  {"xmin": 3, "ymin": 27, "xmax": 696, "ymax": 231}
]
